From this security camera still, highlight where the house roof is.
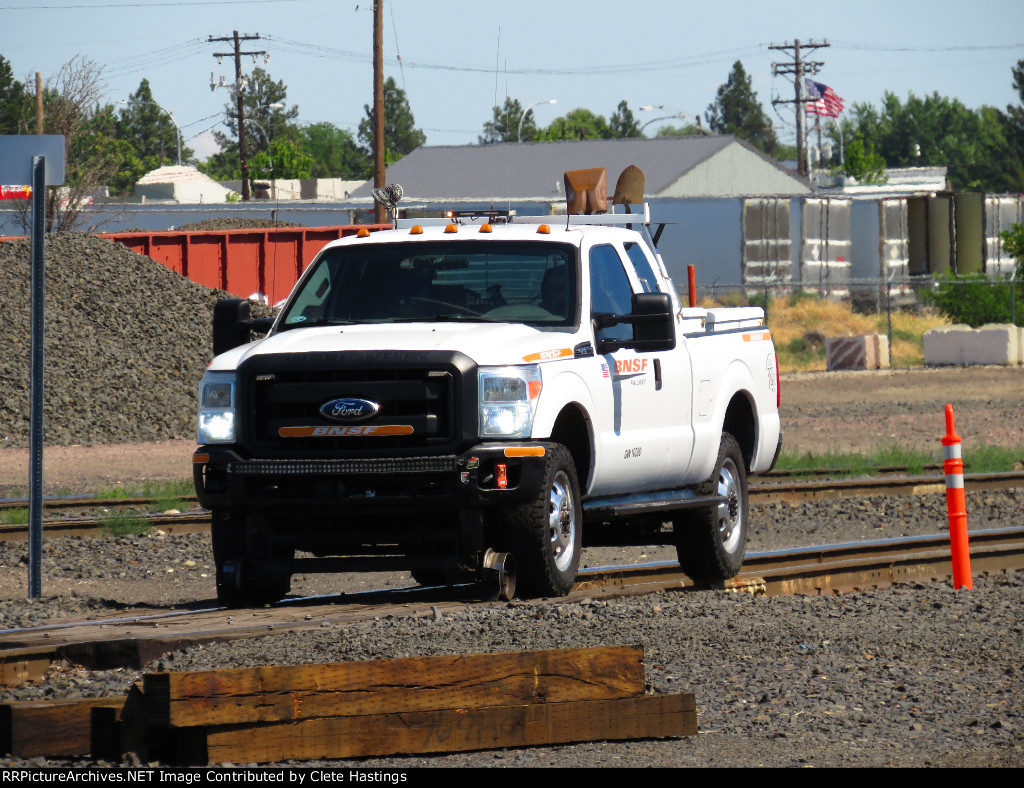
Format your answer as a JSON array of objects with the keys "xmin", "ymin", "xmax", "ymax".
[
  {"xmin": 135, "ymin": 165, "xmax": 234, "ymax": 203},
  {"xmin": 348, "ymin": 135, "xmax": 810, "ymax": 203},
  {"xmin": 136, "ymin": 165, "xmax": 220, "ymax": 186}
]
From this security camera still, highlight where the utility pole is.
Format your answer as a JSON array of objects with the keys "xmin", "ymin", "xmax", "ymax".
[
  {"xmin": 373, "ymin": 1, "xmax": 387, "ymax": 225},
  {"xmin": 210, "ymin": 31, "xmax": 267, "ymax": 201},
  {"xmin": 35, "ymin": 73, "xmax": 43, "ymax": 134},
  {"xmin": 769, "ymin": 39, "xmax": 829, "ymax": 176}
]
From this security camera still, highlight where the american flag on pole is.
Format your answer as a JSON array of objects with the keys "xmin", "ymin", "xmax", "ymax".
[{"xmin": 805, "ymin": 79, "xmax": 845, "ymax": 117}]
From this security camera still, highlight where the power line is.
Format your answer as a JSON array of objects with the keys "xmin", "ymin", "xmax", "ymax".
[
  {"xmin": 831, "ymin": 39, "xmax": 1024, "ymax": 53},
  {"xmin": 265, "ymin": 35, "xmax": 760, "ymax": 77}
]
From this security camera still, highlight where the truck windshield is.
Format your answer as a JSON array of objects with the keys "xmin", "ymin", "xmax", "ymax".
[{"xmin": 278, "ymin": 240, "xmax": 577, "ymax": 329}]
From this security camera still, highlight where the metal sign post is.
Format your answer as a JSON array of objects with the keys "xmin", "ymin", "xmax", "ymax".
[
  {"xmin": 0, "ymin": 135, "xmax": 65, "ymax": 599},
  {"xmin": 28, "ymin": 156, "xmax": 46, "ymax": 598}
]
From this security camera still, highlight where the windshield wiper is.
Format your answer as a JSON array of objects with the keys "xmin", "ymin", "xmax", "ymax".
[
  {"xmin": 386, "ymin": 314, "xmax": 496, "ymax": 324},
  {"xmin": 278, "ymin": 318, "xmax": 359, "ymax": 331}
]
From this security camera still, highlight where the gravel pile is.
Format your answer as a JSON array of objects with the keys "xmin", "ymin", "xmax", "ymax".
[
  {"xmin": 174, "ymin": 218, "xmax": 304, "ymax": 231},
  {"xmin": 0, "ymin": 234, "xmax": 236, "ymax": 447}
]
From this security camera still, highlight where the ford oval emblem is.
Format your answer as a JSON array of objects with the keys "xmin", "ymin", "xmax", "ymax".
[{"xmin": 320, "ymin": 397, "xmax": 380, "ymax": 423}]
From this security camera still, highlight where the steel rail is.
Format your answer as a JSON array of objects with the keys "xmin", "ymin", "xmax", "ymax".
[
  {"xmin": 3, "ymin": 469, "xmax": 1022, "ymax": 514},
  {"xmin": 0, "ymin": 512, "xmax": 212, "ymax": 541},
  {"xmin": 3, "ymin": 471, "xmax": 1023, "ymax": 543},
  {"xmin": 1, "ymin": 527, "xmax": 1021, "ymax": 687},
  {"xmin": 0, "ymin": 494, "xmax": 199, "ymax": 513}
]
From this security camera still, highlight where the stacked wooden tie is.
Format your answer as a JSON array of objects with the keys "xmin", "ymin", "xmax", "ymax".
[{"xmin": 2, "ymin": 645, "xmax": 696, "ymax": 765}]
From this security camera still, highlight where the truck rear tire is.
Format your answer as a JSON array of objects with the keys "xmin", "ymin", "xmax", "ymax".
[
  {"xmin": 500, "ymin": 444, "xmax": 581, "ymax": 598},
  {"xmin": 675, "ymin": 432, "xmax": 748, "ymax": 583}
]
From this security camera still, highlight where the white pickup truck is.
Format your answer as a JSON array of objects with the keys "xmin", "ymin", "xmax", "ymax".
[{"xmin": 193, "ymin": 196, "xmax": 782, "ymax": 605}]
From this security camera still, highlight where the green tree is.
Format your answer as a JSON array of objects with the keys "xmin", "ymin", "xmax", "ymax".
[
  {"xmin": 357, "ymin": 76, "xmax": 426, "ymax": 162},
  {"xmin": 1002, "ymin": 59, "xmax": 1024, "ymax": 192},
  {"xmin": 1000, "ymin": 222, "xmax": 1024, "ymax": 279},
  {"xmin": 250, "ymin": 138, "xmax": 314, "ymax": 180},
  {"xmin": 835, "ymin": 90, "xmax": 1021, "ymax": 192},
  {"xmin": 705, "ymin": 61, "xmax": 778, "ymax": 154},
  {"xmin": 9, "ymin": 56, "xmax": 132, "ymax": 230},
  {"xmin": 841, "ymin": 133, "xmax": 887, "ymax": 184},
  {"xmin": 198, "ymin": 147, "xmax": 241, "ymax": 181},
  {"xmin": 297, "ymin": 122, "xmax": 370, "ymax": 178},
  {"xmin": 116, "ymin": 78, "xmax": 193, "ymax": 171},
  {"xmin": 200, "ymin": 67, "xmax": 299, "ymax": 182},
  {"xmin": 213, "ymin": 66, "xmax": 297, "ymax": 149},
  {"xmin": 537, "ymin": 108, "xmax": 609, "ymax": 141},
  {"xmin": 0, "ymin": 54, "xmax": 29, "ymax": 134},
  {"xmin": 655, "ymin": 123, "xmax": 703, "ymax": 137},
  {"xmin": 608, "ymin": 100, "xmax": 642, "ymax": 138},
  {"xmin": 480, "ymin": 97, "xmax": 534, "ymax": 143}
]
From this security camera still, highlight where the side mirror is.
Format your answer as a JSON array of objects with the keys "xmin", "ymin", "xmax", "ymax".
[
  {"xmin": 632, "ymin": 292, "xmax": 676, "ymax": 351},
  {"xmin": 212, "ymin": 299, "xmax": 273, "ymax": 356},
  {"xmin": 594, "ymin": 292, "xmax": 675, "ymax": 354}
]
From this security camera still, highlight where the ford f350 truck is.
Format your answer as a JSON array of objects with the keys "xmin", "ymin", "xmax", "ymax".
[{"xmin": 193, "ymin": 179, "xmax": 782, "ymax": 605}]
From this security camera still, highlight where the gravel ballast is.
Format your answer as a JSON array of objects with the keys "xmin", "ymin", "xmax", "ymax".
[
  {"xmin": 1, "ymin": 489, "xmax": 1022, "ymax": 768},
  {"xmin": 1, "ymin": 232, "xmax": 1022, "ymax": 767}
]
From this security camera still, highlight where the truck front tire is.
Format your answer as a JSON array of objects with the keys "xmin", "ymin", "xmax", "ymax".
[
  {"xmin": 675, "ymin": 432, "xmax": 748, "ymax": 583},
  {"xmin": 500, "ymin": 444, "xmax": 581, "ymax": 598},
  {"xmin": 211, "ymin": 509, "xmax": 292, "ymax": 607}
]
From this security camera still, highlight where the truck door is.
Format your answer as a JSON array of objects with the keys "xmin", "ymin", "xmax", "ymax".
[
  {"xmin": 620, "ymin": 240, "xmax": 694, "ymax": 487},
  {"xmin": 585, "ymin": 243, "xmax": 691, "ymax": 495}
]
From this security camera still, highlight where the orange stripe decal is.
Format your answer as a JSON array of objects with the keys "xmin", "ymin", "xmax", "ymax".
[
  {"xmin": 742, "ymin": 331, "xmax": 772, "ymax": 342},
  {"xmin": 279, "ymin": 425, "xmax": 415, "ymax": 437},
  {"xmin": 522, "ymin": 348, "xmax": 573, "ymax": 362}
]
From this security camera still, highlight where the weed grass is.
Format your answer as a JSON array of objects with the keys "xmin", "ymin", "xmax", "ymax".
[
  {"xmin": 95, "ymin": 480, "xmax": 193, "ymax": 513},
  {"xmin": 95, "ymin": 479, "xmax": 193, "ymax": 500},
  {"xmin": 100, "ymin": 510, "xmax": 151, "ymax": 537},
  {"xmin": 1, "ymin": 508, "xmax": 28, "ymax": 525},
  {"xmin": 704, "ymin": 291, "xmax": 951, "ymax": 372},
  {"xmin": 776, "ymin": 444, "xmax": 1024, "ymax": 476}
]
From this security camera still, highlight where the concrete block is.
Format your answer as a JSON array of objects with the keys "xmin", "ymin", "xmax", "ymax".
[
  {"xmin": 923, "ymin": 324, "xmax": 1021, "ymax": 366},
  {"xmin": 826, "ymin": 334, "xmax": 887, "ymax": 370},
  {"xmin": 874, "ymin": 334, "xmax": 890, "ymax": 369}
]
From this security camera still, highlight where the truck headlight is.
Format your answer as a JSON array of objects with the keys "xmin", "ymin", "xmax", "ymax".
[
  {"xmin": 479, "ymin": 366, "xmax": 542, "ymax": 439},
  {"xmin": 197, "ymin": 372, "xmax": 237, "ymax": 444}
]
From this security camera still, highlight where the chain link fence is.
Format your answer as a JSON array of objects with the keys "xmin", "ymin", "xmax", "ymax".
[
  {"xmin": 678, "ymin": 276, "xmax": 1022, "ymax": 371},
  {"xmin": 689, "ymin": 276, "xmax": 1022, "ymax": 329}
]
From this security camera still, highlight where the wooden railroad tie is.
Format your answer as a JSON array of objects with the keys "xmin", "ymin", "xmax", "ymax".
[{"xmin": 2, "ymin": 645, "xmax": 697, "ymax": 764}]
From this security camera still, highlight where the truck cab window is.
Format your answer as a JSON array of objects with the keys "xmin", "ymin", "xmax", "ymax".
[
  {"xmin": 589, "ymin": 244, "xmax": 634, "ymax": 342},
  {"xmin": 623, "ymin": 242, "xmax": 661, "ymax": 294}
]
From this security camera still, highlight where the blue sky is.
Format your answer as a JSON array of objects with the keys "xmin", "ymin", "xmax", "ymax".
[{"xmin": 2, "ymin": 0, "xmax": 1022, "ymax": 159}]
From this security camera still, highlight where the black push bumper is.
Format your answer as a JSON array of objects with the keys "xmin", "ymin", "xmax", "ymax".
[{"xmin": 193, "ymin": 443, "xmax": 551, "ymax": 513}]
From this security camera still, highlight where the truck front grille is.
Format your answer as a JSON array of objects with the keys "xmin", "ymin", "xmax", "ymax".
[{"xmin": 237, "ymin": 351, "xmax": 473, "ymax": 456}]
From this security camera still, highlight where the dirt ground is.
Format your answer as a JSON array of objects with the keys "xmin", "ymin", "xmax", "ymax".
[{"xmin": 1, "ymin": 366, "xmax": 1022, "ymax": 497}]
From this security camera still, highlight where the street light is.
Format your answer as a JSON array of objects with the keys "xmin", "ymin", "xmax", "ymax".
[
  {"xmin": 518, "ymin": 98, "xmax": 557, "ymax": 142},
  {"xmin": 639, "ymin": 104, "xmax": 689, "ymax": 136},
  {"xmin": 251, "ymin": 103, "xmax": 285, "ymax": 151},
  {"xmin": 119, "ymin": 98, "xmax": 182, "ymax": 166}
]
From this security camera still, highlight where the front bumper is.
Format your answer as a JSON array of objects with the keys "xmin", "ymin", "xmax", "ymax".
[{"xmin": 193, "ymin": 443, "xmax": 550, "ymax": 513}]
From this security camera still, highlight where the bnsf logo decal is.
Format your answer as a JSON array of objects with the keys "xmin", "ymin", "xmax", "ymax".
[
  {"xmin": 279, "ymin": 425, "xmax": 414, "ymax": 437},
  {"xmin": 614, "ymin": 358, "xmax": 648, "ymax": 374}
]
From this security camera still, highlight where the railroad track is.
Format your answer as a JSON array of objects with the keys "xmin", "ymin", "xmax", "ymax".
[
  {"xmin": 2, "ymin": 470, "xmax": 1023, "ymax": 542},
  {"xmin": 1, "ymin": 526, "xmax": 1022, "ymax": 686}
]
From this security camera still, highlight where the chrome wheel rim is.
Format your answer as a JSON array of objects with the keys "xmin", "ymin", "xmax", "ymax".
[
  {"xmin": 548, "ymin": 470, "xmax": 576, "ymax": 572},
  {"xmin": 715, "ymin": 457, "xmax": 744, "ymax": 555}
]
